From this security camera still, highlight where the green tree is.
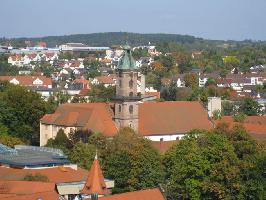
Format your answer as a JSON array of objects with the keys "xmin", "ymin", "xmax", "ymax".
[
  {"xmin": 184, "ymin": 73, "xmax": 198, "ymax": 88},
  {"xmin": 88, "ymin": 85, "xmax": 115, "ymax": 102},
  {"xmin": 240, "ymin": 98, "xmax": 261, "ymax": 116},
  {"xmin": 69, "ymin": 142, "xmax": 96, "ymax": 169},
  {"xmin": 164, "ymin": 129, "xmax": 245, "ymax": 200},
  {"xmin": 0, "ymin": 82, "xmax": 49, "ymax": 144},
  {"xmin": 102, "ymin": 128, "xmax": 164, "ymax": 193}
]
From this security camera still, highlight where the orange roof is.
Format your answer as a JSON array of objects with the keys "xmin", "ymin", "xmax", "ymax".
[
  {"xmin": 81, "ymin": 157, "xmax": 108, "ymax": 195},
  {"xmin": 145, "ymin": 91, "xmax": 160, "ymax": 99},
  {"xmin": 0, "ymin": 181, "xmax": 58, "ymax": 200},
  {"xmin": 41, "ymin": 103, "xmax": 118, "ymax": 137},
  {"xmin": 95, "ymin": 76, "xmax": 115, "ymax": 84},
  {"xmin": 151, "ymin": 140, "xmax": 179, "ymax": 154},
  {"xmin": 0, "ymin": 166, "xmax": 88, "ymax": 184},
  {"xmin": 100, "ymin": 188, "xmax": 165, "ymax": 200},
  {"xmin": 215, "ymin": 116, "xmax": 266, "ymax": 140},
  {"xmin": 139, "ymin": 101, "xmax": 213, "ymax": 136},
  {"xmin": 0, "ymin": 76, "xmax": 52, "ymax": 87}
]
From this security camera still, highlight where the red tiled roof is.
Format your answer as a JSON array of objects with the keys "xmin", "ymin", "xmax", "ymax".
[
  {"xmin": 0, "ymin": 181, "xmax": 58, "ymax": 200},
  {"xmin": 0, "ymin": 166, "xmax": 88, "ymax": 184},
  {"xmin": 145, "ymin": 92, "xmax": 160, "ymax": 99},
  {"xmin": 151, "ymin": 140, "xmax": 179, "ymax": 154},
  {"xmin": 0, "ymin": 76, "xmax": 52, "ymax": 87},
  {"xmin": 81, "ymin": 158, "xmax": 108, "ymax": 195},
  {"xmin": 41, "ymin": 103, "xmax": 118, "ymax": 137},
  {"xmin": 139, "ymin": 101, "xmax": 213, "ymax": 136},
  {"xmin": 95, "ymin": 76, "xmax": 115, "ymax": 84},
  {"xmin": 100, "ymin": 188, "xmax": 165, "ymax": 200},
  {"xmin": 215, "ymin": 116, "xmax": 266, "ymax": 140}
]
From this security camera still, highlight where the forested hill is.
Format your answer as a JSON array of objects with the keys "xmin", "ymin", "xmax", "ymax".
[{"xmin": 0, "ymin": 32, "xmax": 244, "ymax": 48}]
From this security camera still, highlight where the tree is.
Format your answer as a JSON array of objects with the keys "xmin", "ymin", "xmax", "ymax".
[
  {"xmin": 101, "ymin": 128, "xmax": 164, "ymax": 193},
  {"xmin": 184, "ymin": 73, "xmax": 198, "ymax": 88},
  {"xmin": 0, "ymin": 82, "xmax": 49, "ymax": 144},
  {"xmin": 0, "ymin": 134, "xmax": 24, "ymax": 147},
  {"xmin": 69, "ymin": 142, "xmax": 96, "ymax": 169},
  {"xmin": 160, "ymin": 83, "xmax": 177, "ymax": 101},
  {"xmin": 222, "ymin": 101, "xmax": 235, "ymax": 116},
  {"xmin": 88, "ymin": 85, "xmax": 115, "ymax": 102},
  {"xmin": 163, "ymin": 129, "xmax": 262, "ymax": 200},
  {"xmin": 240, "ymin": 98, "xmax": 261, "ymax": 116},
  {"xmin": 223, "ymin": 56, "xmax": 240, "ymax": 70}
]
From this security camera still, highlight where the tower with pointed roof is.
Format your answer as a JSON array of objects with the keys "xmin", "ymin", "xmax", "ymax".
[
  {"xmin": 113, "ymin": 44, "xmax": 141, "ymax": 131},
  {"xmin": 80, "ymin": 153, "xmax": 108, "ymax": 199}
]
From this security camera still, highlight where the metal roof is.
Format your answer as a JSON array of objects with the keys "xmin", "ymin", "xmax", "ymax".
[{"xmin": 0, "ymin": 145, "xmax": 70, "ymax": 168}]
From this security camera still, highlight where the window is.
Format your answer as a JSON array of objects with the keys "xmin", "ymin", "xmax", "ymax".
[
  {"xmin": 129, "ymin": 79, "xmax": 133, "ymax": 89},
  {"xmin": 129, "ymin": 105, "xmax": 133, "ymax": 114},
  {"xmin": 129, "ymin": 92, "xmax": 133, "ymax": 97},
  {"xmin": 119, "ymin": 105, "xmax": 122, "ymax": 112},
  {"xmin": 119, "ymin": 80, "xmax": 122, "ymax": 87},
  {"xmin": 176, "ymin": 137, "xmax": 180, "ymax": 141},
  {"xmin": 130, "ymin": 72, "xmax": 134, "ymax": 78},
  {"xmin": 160, "ymin": 138, "xmax": 164, "ymax": 142}
]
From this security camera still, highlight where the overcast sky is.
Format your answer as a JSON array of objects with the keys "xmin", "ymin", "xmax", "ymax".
[{"xmin": 1, "ymin": 0, "xmax": 265, "ymax": 40}]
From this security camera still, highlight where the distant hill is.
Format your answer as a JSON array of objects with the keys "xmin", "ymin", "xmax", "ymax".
[
  {"xmin": 0, "ymin": 32, "xmax": 261, "ymax": 49},
  {"xmin": 0, "ymin": 32, "xmax": 220, "ymax": 47}
]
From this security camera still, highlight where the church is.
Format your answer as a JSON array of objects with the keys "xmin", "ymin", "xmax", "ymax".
[{"xmin": 40, "ymin": 44, "xmax": 213, "ymax": 146}]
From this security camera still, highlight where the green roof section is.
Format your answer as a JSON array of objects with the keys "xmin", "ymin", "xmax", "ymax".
[{"xmin": 117, "ymin": 44, "xmax": 137, "ymax": 70}]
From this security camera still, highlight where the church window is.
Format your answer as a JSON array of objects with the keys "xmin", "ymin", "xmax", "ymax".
[
  {"xmin": 129, "ymin": 92, "xmax": 133, "ymax": 97},
  {"xmin": 129, "ymin": 79, "xmax": 133, "ymax": 89},
  {"xmin": 119, "ymin": 105, "xmax": 122, "ymax": 112},
  {"xmin": 129, "ymin": 105, "xmax": 133, "ymax": 114},
  {"xmin": 160, "ymin": 138, "xmax": 164, "ymax": 141},
  {"xmin": 119, "ymin": 80, "xmax": 122, "ymax": 87}
]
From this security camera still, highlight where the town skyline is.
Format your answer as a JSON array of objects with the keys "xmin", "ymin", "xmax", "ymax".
[{"xmin": 1, "ymin": 0, "xmax": 266, "ymax": 41}]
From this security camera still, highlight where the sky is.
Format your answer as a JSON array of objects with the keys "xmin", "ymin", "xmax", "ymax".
[{"xmin": 1, "ymin": 0, "xmax": 266, "ymax": 41}]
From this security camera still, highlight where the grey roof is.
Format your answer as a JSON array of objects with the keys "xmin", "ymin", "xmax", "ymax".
[{"xmin": 0, "ymin": 145, "xmax": 70, "ymax": 168}]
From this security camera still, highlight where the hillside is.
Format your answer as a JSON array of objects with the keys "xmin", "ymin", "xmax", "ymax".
[{"xmin": 0, "ymin": 32, "xmax": 232, "ymax": 48}]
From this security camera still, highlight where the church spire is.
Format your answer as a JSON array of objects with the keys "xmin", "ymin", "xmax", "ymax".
[
  {"xmin": 117, "ymin": 44, "xmax": 137, "ymax": 70},
  {"xmin": 81, "ymin": 152, "xmax": 108, "ymax": 197}
]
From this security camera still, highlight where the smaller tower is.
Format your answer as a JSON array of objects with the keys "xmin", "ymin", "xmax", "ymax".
[
  {"xmin": 80, "ymin": 153, "xmax": 108, "ymax": 199},
  {"xmin": 113, "ymin": 44, "xmax": 141, "ymax": 131}
]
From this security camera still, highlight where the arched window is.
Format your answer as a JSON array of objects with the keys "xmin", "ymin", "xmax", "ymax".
[
  {"xmin": 119, "ymin": 80, "xmax": 122, "ymax": 87},
  {"xmin": 129, "ymin": 79, "xmax": 133, "ymax": 89},
  {"xmin": 129, "ymin": 105, "xmax": 133, "ymax": 114},
  {"xmin": 129, "ymin": 92, "xmax": 133, "ymax": 97},
  {"xmin": 119, "ymin": 105, "xmax": 121, "ymax": 112}
]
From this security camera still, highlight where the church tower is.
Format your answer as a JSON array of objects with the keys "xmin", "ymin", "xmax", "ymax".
[{"xmin": 113, "ymin": 44, "xmax": 141, "ymax": 131}]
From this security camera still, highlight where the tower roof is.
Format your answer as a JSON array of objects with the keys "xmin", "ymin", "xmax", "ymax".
[
  {"xmin": 81, "ymin": 156, "xmax": 108, "ymax": 195},
  {"xmin": 117, "ymin": 44, "xmax": 137, "ymax": 70}
]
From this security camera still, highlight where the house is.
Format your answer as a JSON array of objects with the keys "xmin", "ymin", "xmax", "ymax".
[
  {"xmin": 91, "ymin": 76, "xmax": 116, "ymax": 87},
  {"xmin": 215, "ymin": 116, "xmax": 266, "ymax": 140},
  {"xmin": 0, "ymin": 181, "xmax": 59, "ymax": 200},
  {"xmin": 0, "ymin": 76, "xmax": 53, "ymax": 100}
]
